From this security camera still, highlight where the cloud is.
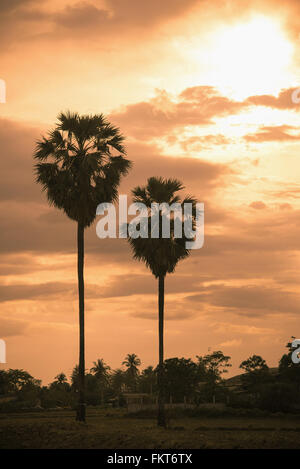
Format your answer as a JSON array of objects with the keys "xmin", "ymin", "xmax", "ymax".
[
  {"xmin": 0, "ymin": 0, "xmax": 34, "ymax": 12},
  {"xmin": 247, "ymin": 88, "xmax": 300, "ymax": 111},
  {"xmin": 187, "ymin": 284, "xmax": 300, "ymax": 317},
  {"xmin": 179, "ymin": 134, "xmax": 232, "ymax": 151},
  {"xmin": 272, "ymin": 186, "xmax": 300, "ymax": 199},
  {"xmin": 111, "ymin": 87, "xmax": 249, "ymax": 140},
  {"xmin": 119, "ymin": 141, "xmax": 232, "ymax": 198},
  {"xmin": 0, "ymin": 0, "xmax": 200, "ymax": 49},
  {"xmin": 0, "ymin": 118, "xmax": 44, "ymax": 202},
  {"xmin": 54, "ymin": 0, "xmax": 199, "ymax": 31},
  {"xmin": 218, "ymin": 339, "xmax": 242, "ymax": 348},
  {"xmin": 0, "ymin": 282, "xmax": 76, "ymax": 302},
  {"xmin": 244, "ymin": 125, "xmax": 300, "ymax": 143},
  {"xmin": 249, "ymin": 201, "xmax": 267, "ymax": 210},
  {"xmin": 110, "ymin": 87, "xmax": 300, "ymax": 144},
  {"xmin": 0, "ymin": 317, "xmax": 29, "ymax": 337},
  {"xmin": 100, "ymin": 273, "xmax": 204, "ymax": 298},
  {"xmin": 130, "ymin": 309, "xmax": 197, "ymax": 321},
  {"xmin": 279, "ymin": 203, "xmax": 293, "ymax": 210},
  {"xmin": 212, "ymin": 322, "xmax": 277, "ymax": 336}
]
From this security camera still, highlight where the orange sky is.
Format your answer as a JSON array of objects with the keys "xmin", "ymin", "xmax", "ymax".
[{"xmin": 1, "ymin": 0, "xmax": 300, "ymax": 384}]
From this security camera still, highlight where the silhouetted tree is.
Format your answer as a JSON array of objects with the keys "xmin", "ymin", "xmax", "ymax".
[
  {"xmin": 111, "ymin": 369, "xmax": 126, "ymax": 403},
  {"xmin": 53, "ymin": 373, "xmax": 68, "ymax": 385},
  {"xmin": 127, "ymin": 177, "xmax": 198, "ymax": 426},
  {"xmin": 5, "ymin": 369, "xmax": 41, "ymax": 393},
  {"xmin": 0, "ymin": 370, "xmax": 10, "ymax": 395},
  {"xmin": 122, "ymin": 354, "xmax": 141, "ymax": 392},
  {"xmin": 240, "ymin": 355, "xmax": 268, "ymax": 374},
  {"xmin": 239, "ymin": 355, "xmax": 270, "ymax": 396},
  {"xmin": 140, "ymin": 366, "xmax": 156, "ymax": 395},
  {"xmin": 90, "ymin": 359, "xmax": 111, "ymax": 405},
  {"xmin": 197, "ymin": 351, "xmax": 231, "ymax": 403},
  {"xmin": 163, "ymin": 358, "xmax": 199, "ymax": 403},
  {"xmin": 34, "ymin": 112, "xmax": 131, "ymax": 421},
  {"xmin": 71, "ymin": 365, "xmax": 80, "ymax": 391}
]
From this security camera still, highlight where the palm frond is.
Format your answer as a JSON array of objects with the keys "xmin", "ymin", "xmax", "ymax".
[{"xmin": 34, "ymin": 111, "xmax": 131, "ymax": 227}]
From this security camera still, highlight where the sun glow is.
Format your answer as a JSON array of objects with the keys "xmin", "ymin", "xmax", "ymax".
[
  {"xmin": 180, "ymin": 16, "xmax": 294, "ymax": 100},
  {"xmin": 210, "ymin": 16, "xmax": 294, "ymax": 99}
]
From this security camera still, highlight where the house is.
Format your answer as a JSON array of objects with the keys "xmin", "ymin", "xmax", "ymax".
[{"xmin": 123, "ymin": 393, "xmax": 154, "ymax": 412}]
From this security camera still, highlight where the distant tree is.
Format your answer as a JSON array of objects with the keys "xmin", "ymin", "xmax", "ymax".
[
  {"xmin": 122, "ymin": 354, "xmax": 141, "ymax": 392},
  {"xmin": 54, "ymin": 373, "xmax": 68, "ymax": 384},
  {"xmin": 16, "ymin": 382, "xmax": 41, "ymax": 407},
  {"xmin": 111, "ymin": 369, "xmax": 126, "ymax": 401},
  {"xmin": 140, "ymin": 366, "xmax": 156, "ymax": 395},
  {"xmin": 197, "ymin": 351, "xmax": 232, "ymax": 382},
  {"xmin": 71, "ymin": 365, "xmax": 80, "ymax": 391},
  {"xmin": 0, "ymin": 370, "xmax": 11, "ymax": 395},
  {"xmin": 239, "ymin": 355, "xmax": 270, "ymax": 393},
  {"xmin": 197, "ymin": 351, "xmax": 231, "ymax": 403},
  {"xmin": 163, "ymin": 358, "xmax": 199, "ymax": 403},
  {"xmin": 259, "ymin": 382, "xmax": 298, "ymax": 413},
  {"xmin": 240, "ymin": 355, "xmax": 268, "ymax": 374},
  {"xmin": 6, "ymin": 369, "xmax": 41, "ymax": 393},
  {"xmin": 90, "ymin": 359, "xmax": 111, "ymax": 405},
  {"xmin": 49, "ymin": 373, "xmax": 70, "ymax": 397},
  {"xmin": 85, "ymin": 373, "xmax": 100, "ymax": 406},
  {"xmin": 47, "ymin": 373, "xmax": 71, "ymax": 407}
]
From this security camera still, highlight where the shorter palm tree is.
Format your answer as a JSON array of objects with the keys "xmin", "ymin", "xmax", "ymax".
[
  {"xmin": 122, "ymin": 354, "xmax": 141, "ymax": 392},
  {"xmin": 127, "ymin": 177, "xmax": 198, "ymax": 427},
  {"xmin": 90, "ymin": 359, "xmax": 111, "ymax": 405}
]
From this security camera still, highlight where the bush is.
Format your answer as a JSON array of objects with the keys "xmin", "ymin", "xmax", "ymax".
[{"xmin": 259, "ymin": 382, "xmax": 299, "ymax": 413}]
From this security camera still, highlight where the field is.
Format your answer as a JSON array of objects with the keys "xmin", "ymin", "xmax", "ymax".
[{"xmin": 1, "ymin": 408, "xmax": 300, "ymax": 449}]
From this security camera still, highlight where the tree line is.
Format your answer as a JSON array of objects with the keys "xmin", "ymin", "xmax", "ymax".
[{"xmin": 1, "ymin": 340, "xmax": 299, "ymax": 414}]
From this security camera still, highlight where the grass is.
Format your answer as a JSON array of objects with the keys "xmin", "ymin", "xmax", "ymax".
[{"xmin": 1, "ymin": 408, "xmax": 300, "ymax": 448}]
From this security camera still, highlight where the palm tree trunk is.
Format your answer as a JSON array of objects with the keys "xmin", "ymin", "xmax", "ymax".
[
  {"xmin": 157, "ymin": 274, "xmax": 166, "ymax": 427},
  {"xmin": 101, "ymin": 386, "xmax": 104, "ymax": 406},
  {"xmin": 76, "ymin": 221, "xmax": 86, "ymax": 422}
]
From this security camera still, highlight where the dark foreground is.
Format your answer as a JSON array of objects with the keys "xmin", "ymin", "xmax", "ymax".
[{"xmin": 1, "ymin": 408, "xmax": 300, "ymax": 449}]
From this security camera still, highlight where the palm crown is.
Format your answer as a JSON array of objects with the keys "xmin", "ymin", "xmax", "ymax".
[
  {"xmin": 122, "ymin": 353, "xmax": 141, "ymax": 374},
  {"xmin": 90, "ymin": 359, "xmax": 111, "ymax": 383},
  {"xmin": 34, "ymin": 111, "xmax": 131, "ymax": 227},
  {"xmin": 128, "ymin": 176, "xmax": 197, "ymax": 278}
]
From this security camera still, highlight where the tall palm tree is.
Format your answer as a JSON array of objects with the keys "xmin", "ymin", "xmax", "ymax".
[
  {"xmin": 90, "ymin": 358, "xmax": 111, "ymax": 405},
  {"xmin": 122, "ymin": 353, "xmax": 141, "ymax": 392},
  {"xmin": 127, "ymin": 177, "xmax": 198, "ymax": 426},
  {"xmin": 34, "ymin": 112, "xmax": 131, "ymax": 422}
]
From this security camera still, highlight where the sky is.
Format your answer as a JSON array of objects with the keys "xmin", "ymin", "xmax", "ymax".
[{"xmin": 1, "ymin": 0, "xmax": 300, "ymax": 385}]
